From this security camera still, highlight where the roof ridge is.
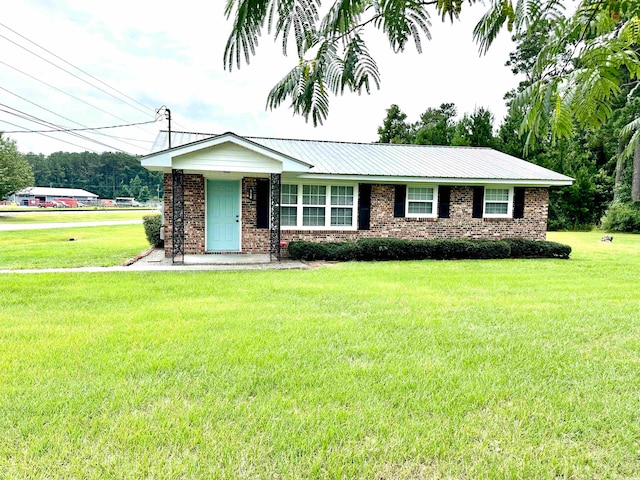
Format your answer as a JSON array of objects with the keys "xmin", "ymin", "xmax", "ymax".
[{"xmin": 160, "ymin": 130, "xmax": 494, "ymax": 150}]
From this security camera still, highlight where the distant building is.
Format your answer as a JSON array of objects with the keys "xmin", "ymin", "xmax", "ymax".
[{"xmin": 9, "ymin": 187, "xmax": 99, "ymax": 206}]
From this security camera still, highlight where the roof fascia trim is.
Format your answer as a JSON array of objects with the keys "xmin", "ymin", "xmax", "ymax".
[
  {"xmin": 143, "ymin": 131, "xmax": 313, "ymax": 169},
  {"xmin": 289, "ymin": 173, "xmax": 573, "ymax": 186}
]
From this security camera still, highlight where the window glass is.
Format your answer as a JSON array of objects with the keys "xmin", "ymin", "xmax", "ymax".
[
  {"xmin": 485, "ymin": 203, "xmax": 508, "ymax": 215},
  {"xmin": 408, "ymin": 202, "xmax": 432, "ymax": 214},
  {"xmin": 485, "ymin": 189, "xmax": 509, "ymax": 202},
  {"xmin": 302, "ymin": 185, "xmax": 326, "ymax": 205},
  {"xmin": 281, "ymin": 184, "xmax": 298, "ymax": 205},
  {"xmin": 408, "ymin": 187, "xmax": 433, "ymax": 201},
  {"xmin": 331, "ymin": 207, "xmax": 353, "ymax": 226},
  {"xmin": 331, "ymin": 186, "xmax": 354, "ymax": 206},
  {"xmin": 484, "ymin": 188, "xmax": 510, "ymax": 216},
  {"xmin": 407, "ymin": 186, "xmax": 434, "ymax": 216},
  {"xmin": 303, "ymin": 206, "xmax": 325, "ymax": 226},
  {"xmin": 281, "ymin": 206, "xmax": 297, "ymax": 226}
]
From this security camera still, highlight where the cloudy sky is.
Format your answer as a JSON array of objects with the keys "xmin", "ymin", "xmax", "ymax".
[{"xmin": 1, "ymin": 0, "xmax": 518, "ymax": 156}]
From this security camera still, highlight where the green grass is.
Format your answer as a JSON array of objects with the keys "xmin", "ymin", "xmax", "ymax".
[
  {"xmin": 0, "ymin": 210, "xmax": 153, "ymax": 223},
  {"xmin": 0, "ymin": 232, "xmax": 639, "ymax": 478},
  {"xmin": 0, "ymin": 224, "xmax": 150, "ymax": 269}
]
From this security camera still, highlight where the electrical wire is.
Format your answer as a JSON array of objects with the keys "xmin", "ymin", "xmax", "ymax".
[
  {"xmin": 0, "ymin": 119, "xmax": 156, "ymax": 133},
  {"xmin": 0, "ymin": 118, "xmax": 100, "ymax": 153},
  {"xmin": 0, "ymin": 85, "xmax": 153, "ymax": 150},
  {"xmin": 0, "ymin": 60, "xmax": 156, "ymax": 138},
  {"xmin": 0, "ymin": 104, "xmax": 130, "ymax": 153},
  {"xmin": 0, "ymin": 32, "xmax": 153, "ymax": 118},
  {"xmin": 0, "ymin": 21, "xmax": 153, "ymax": 116},
  {"xmin": 0, "ymin": 21, "xmax": 189, "ymax": 131}
]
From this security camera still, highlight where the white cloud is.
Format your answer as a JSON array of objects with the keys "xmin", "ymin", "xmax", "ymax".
[{"xmin": 0, "ymin": 0, "xmax": 519, "ymax": 155}]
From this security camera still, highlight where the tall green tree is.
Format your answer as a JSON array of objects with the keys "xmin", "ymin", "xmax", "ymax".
[
  {"xmin": 24, "ymin": 151, "xmax": 163, "ymax": 200},
  {"xmin": 452, "ymin": 107, "xmax": 496, "ymax": 147},
  {"xmin": 0, "ymin": 134, "xmax": 34, "ymax": 200},
  {"xmin": 413, "ymin": 103, "xmax": 457, "ymax": 145},
  {"xmin": 377, "ymin": 104, "xmax": 413, "ymax": 144}
]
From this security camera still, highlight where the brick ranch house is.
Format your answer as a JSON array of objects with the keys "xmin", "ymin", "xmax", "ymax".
[{"xmin": 141, "ymin": 131, "xmax": 573, "ymax": 261}]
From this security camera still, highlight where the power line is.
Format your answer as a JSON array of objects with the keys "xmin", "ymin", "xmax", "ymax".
[
  {"xmin": 0, "ymin": 86, "xmax": 151, "ymax": 152},
  {"xmin": 0, "ymin": 21, "xmax": 189, "ymax": 132},
  {"xmin": 0, "ymin": 104, "xmax": 129, "ymax": 153},
  {"xmin": 0, "ymin": 60, "xmax": 156, "ymax": 138},
  {"xmin": 0, "ymin": 118, "xmax": 100, "ymax": 153},
  {"xmin": 0, "ymin": 21, "xmax": 154, "ymax": 117},
  {"xmin": 0, "ymin": 119, "xmax": 156, "ymax": 134},
  {"xmin": 0, "ymin": 31, "xmax": 154, "ymax": 119}
]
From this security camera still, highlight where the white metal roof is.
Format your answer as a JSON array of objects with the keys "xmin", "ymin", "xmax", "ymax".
[
  {"xmin": 148, "ymin": 131, "xmax": 573, "ymax": 185},
  {"xmin": 14, "ymin": 187, "xmax": 98, "ymax": 198}
]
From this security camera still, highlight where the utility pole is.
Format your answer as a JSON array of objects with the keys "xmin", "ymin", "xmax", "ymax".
[{"xmin": 156, "ymin": 105, "xmax": 172, "ymax": 148}]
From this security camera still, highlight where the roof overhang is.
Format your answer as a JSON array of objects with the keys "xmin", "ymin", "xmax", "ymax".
[
  {"xmin": 141, "ymin": 131, "xmax": 312, "ymax": 173},
  {"xmin": 285, "ymin": 173, "xmax": 573, "ymax": 186}
]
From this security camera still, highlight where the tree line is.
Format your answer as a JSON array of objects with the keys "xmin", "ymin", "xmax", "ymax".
[
  {"xmin": 376, "ymin": 18, "xmax": 639, "ymax": 231},
  {"xmin": 23, "ymin": 151, "xmax": 164, "ymax": 202}
]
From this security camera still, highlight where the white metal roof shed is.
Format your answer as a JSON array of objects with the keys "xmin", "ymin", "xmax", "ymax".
[{"xmin": 13, "ymin": 187, "xmax": 99, "ymax": 198}]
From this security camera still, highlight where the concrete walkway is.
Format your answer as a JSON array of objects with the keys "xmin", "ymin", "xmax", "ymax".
[
  {"xmin": 0, "ymin": 249, "xmax": 309, "ymax": 274},
  {"xmin": 0, "ymin": 220, "xmax": 142, "ymax": 231}
]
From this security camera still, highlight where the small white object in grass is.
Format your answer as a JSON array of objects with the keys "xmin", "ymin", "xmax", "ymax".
[{"xmin": 600, "ymin": 235, "xmax": 613, "ymax": 242}]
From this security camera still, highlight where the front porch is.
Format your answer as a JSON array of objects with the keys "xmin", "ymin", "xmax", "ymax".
[{"xmin": 164, "ymin": 173, "xmax": 283, "ymax": 263}]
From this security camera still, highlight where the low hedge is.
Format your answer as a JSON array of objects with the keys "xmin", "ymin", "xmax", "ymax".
[
  {"xmin": 143, "ymin": 214, "xmax": 163, "ymax": 248},
  {"xmin": 287, "ymin": 238, "xmax": 571, "ymax": 261},
  {"xmin": 503, "ymin": 239, "xmax": 571, "ymax": 259}
]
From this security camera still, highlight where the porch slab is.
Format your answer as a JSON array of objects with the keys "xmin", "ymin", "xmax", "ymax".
[{"xmin": 182, "ymin": 254, "xmax": 271, "ymax": 265}]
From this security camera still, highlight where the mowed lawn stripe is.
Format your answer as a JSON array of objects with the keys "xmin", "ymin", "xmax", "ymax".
[
  {"xmin": 1, "ymin": 232, "xmax": 639, "ymax": 478},
  {"xmin": 0, "ymin": 224, "xmax": 149, "ymax": 269}
]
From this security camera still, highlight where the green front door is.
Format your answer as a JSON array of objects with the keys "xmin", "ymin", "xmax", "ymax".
[{"xmin": 207, "ymin": 180, "xmax": 240, "ymax": 251}]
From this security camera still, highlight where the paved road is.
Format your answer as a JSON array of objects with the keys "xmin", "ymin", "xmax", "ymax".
[{"xmin": 0, "ymin": 220, "xmax": 143, "ymax": 231}]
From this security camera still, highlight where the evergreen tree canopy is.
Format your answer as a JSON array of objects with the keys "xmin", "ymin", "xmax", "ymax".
[{"xmin": 0, "ymin": 134, "xmax": 34, "ymax": 199}]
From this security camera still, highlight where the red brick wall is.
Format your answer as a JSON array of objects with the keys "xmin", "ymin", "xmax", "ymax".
[
  {"xmin": 165, "ymin": 177, "xmax": 549, "ymax": 257},
  {"xmin": 242, "ymin": 177, "xmax": 270, "ymax": 253},
  {"xmin": 275, "ymin": 185, "xmax": 548, "ymax": 253},
  {"xmin": 163, "ymin": 173, "xmax": 205, "ymax": 256}
]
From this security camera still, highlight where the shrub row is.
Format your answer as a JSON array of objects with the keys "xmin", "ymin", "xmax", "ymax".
[
  {"xmin": 287, "ymin": 238, "xmax": 571, "ymax": 261},
  {"xmin": 143, "ymin": 214, "xmax": 164, "ymax": 247}
]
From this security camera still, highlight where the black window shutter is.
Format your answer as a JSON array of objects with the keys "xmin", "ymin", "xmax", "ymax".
[
  {"xmin": 513, "ymin": 187, "xmax": 526, "ymax": 218},
  {"xmin": 472, "ymin": 186, "xmax": 484, "ymax": 218},
  {"xmin": 256, "ymin": 178, "xmax": 269, "ymax": 229},
  {"xmin": 393, "ymin": 185, "xmax": 406, "ymax": 218},
  {"xmin": 358, "ymin": 184, "xmax": 371, "ymax": 230},
  {"xmin": 438, "ymin": 186, "xmax": 451, "ymax": 218}
]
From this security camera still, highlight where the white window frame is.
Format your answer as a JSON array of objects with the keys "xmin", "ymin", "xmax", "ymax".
[
  {"xmin": 405, "ymin": 184, "xmax": 438, "ymax": 218},
  {"xmin": 281, "ymin": 182, "xmax": 358, "ymax": 230},
  {"xmin": 483, "ymin": 186, "xmax": 514, "ymax": 218}
]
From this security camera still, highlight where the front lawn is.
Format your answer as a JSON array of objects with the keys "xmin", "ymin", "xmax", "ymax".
[
  {"xmin": 0, "ymin": 210, "xmax": 153, "ymax": 224},
  {"xmin": 0, "ymin": 232, "xmax": 639, "ymax": 478},
  {"xmin": 0, "ymin": 224, "xmax": 149, "ymax": 269}
]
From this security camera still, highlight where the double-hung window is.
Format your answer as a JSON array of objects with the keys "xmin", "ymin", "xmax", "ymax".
[
  {"xmin": 281, "ymin": 183, "xmax": 356, "ymax": 229},
  {"xmin": 406, "ymin": 186, "xmax": 437, "ymax": 218},
  {"xmin": 281, "ymin": 184, "xmax": 298, "ymax": 226},
  {"xmin": 484, "ymin": 187, "xmax": 512, "ymax": 217},
  {"xmin": 302, "ymin": 185, "xmax": 326, "ymax": 226}
]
